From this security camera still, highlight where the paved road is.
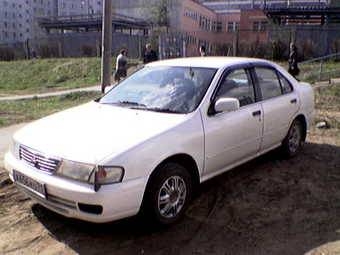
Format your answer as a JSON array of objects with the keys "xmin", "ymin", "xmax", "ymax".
[{"xmin": 0, "ymin": 85, "xmax": 116, "ymax": 101}]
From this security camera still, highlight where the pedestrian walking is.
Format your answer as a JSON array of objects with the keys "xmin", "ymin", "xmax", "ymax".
[
  {"xmin": 114, "ymin": 49, "xmax": 128, "ymax": 82},
  {"xmin": 288, "ymin": 42, "xmax": 300, "ymax": 78},
  {"xmin": 199, "ymin": 45, "xmax": 207, "ymax": 57},
  {"xmin": 143, "ymin": 43, "xmax": 158, "ymax": 64}
]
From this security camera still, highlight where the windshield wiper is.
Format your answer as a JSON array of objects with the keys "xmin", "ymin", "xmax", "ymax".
[
  {"xmin": 144, "ymin": 107, "xmax": 182, "ymax": 114},
  {"xmin": 118, "ymin": 101, "xmax": 146, "ymax": 106},
  {"xmin": 116, "ymin": 101, "xmax": 147, "ymax": 109}
]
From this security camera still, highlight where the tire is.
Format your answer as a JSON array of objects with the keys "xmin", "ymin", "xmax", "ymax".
[
  {"xmin": 281, "ymin": 119, "xmax": 304, "ymax": 158},
  {"xmin": 142, "ymin": 162, "xmax": 193, "ymax": 226}
]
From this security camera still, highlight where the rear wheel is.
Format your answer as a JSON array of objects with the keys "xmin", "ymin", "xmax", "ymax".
[
  {"xmin": 282, "ymin": 119, "xmax": 304, "ymax": 157},
  {"xmin": 143, "ymin": 162, "xmax": 192, "ymax": 225}
]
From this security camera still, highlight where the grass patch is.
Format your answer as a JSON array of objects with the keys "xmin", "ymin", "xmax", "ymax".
[
  {"xmin": 0, "ymin": 91, "xmax": 101, "ymax": 128},
  {"xmin": 299, "ymin": 60, "xmax": 340, "ymax": 84},
  {"xmin": 315, "ymin": 84, "xmax": 340, "ymax": 111},
  {"xmin": 0, "ymin": 58, "xmax": 101, "ymax": 95},
  {"xmin": 314, "ymin": 84, "xmax": 340, "ymax": 133},
  {"xmin": 0, "ymin": 58, "xmax": 140, "ymax": 96}
]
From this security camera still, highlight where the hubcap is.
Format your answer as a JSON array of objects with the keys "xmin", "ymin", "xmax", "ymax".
[
  {"xmin": 158, "ymin": 176, "xmax": 187, "ymax": 218},
  {"xmin": 288, "ymin": 123, "xmax": 301, "ymax": 153}
]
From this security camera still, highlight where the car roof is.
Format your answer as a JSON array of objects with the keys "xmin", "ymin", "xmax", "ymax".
[{"xmin": 146, "ymin": 57, "xmax": 273, "ymax": 69}]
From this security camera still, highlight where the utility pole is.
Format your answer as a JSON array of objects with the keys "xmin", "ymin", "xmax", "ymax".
[{"xmin": 101, "ymin": 0, "xmax": 112, "ymax": 93}]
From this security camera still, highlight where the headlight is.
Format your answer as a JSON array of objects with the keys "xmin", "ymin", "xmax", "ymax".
[
  {"xmin": 89, "ymin": 166, "xmax": 124, "ymax": 191},
  {"xmin": 57, "ymin": 159, "xmax": 95, "ymax": 182},
  {"xmin": 9, "ymin": 139, "xmax": 20, "ymax": 159}
]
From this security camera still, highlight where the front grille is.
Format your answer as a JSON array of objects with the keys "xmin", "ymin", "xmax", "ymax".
[{"xmin": 19, "ymin": 145, "xmax": 60, "ymax": 174}]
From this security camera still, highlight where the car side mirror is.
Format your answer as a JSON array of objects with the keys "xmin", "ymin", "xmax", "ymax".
[{"xmin": 214, "ymin": 97, "xmax": 240, "ymax": 113}]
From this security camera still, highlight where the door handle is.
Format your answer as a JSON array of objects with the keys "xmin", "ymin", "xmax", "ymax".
[
  {"xmin": 290, "ymin": 98, "xmax": 297, "ymax": 104},
  {"xmin": 252, "ymin": 110, "xmax": 261, "ymax": 117}
]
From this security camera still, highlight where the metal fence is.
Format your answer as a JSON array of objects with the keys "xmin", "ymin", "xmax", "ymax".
[
  {"xmin": 299, "ymin": 52, "xmax": 340, "ymax": 83},
  {"xmin": 3, "ymin": 25, "xmax": 340, "ymax": 62},
  {"xmin": 0, "ymin": 32, "xmax": 147, "ymax": 60}
]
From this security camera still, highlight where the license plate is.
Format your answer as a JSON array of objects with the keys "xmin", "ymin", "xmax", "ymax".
[{"xmin": 13, "ymin": 170, "xmax": 46, "ymax": 199}]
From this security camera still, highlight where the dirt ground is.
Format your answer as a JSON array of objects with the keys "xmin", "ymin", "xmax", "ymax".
[
  {"xmin": 0, "ymin": 125, "xmax": 339, "ymax": 255},
  {"xmin": 1, "ymin": 101, "xmax": 340, "ymax": 255}
]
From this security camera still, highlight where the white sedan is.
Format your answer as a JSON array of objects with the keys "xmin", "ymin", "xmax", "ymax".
[{"xmin": 4, "ymin": 57, "xmax": 314, "ymax": 225}]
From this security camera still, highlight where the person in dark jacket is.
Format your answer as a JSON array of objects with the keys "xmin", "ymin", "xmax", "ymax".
[
  {"xmin": 288, "ymin": 42, "xmax": 300, "ymax": 78},
  {"xmin": 114, "ymin": 49, "xmax": 128, "ymax": 82},
  {"xmin": 143, "ymin": 43, "xmax": 158, "ymax": 64}
]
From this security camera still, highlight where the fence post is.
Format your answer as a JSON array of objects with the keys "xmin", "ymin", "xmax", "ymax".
[
  {"xmin": 319, "ymin": 61, "xmax": 323, "ymax": 81},
  {"xmin": 158, "ymin": 35, "xmax": 162, "ymax": 60}
]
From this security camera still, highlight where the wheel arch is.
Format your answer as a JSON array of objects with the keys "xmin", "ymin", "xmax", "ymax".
[
  {"xmin": 139, "ymin": 153, "xmax": 201, "ymax": 219},
  {"xmin": 294, "ymin": 114, "xmax": 307, "ymax": 141},
  {"xmin": 149, "ymin": 154, "xmax": 200, "ymax": 188}
]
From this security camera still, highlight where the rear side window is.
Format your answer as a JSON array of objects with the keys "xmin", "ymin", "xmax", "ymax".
[
  {"xmin": 216, "ymin": 68, "xmax": 255, "ymax": 107},
  {"xmin": 254, "ymin": 67, "xmax": 282, "ymax": 100},
  {"xmin": 279, "ymin": 74, "xmax": 293, "ymax": 94}
]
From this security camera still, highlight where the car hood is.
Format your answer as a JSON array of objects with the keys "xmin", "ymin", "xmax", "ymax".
[{"xmin": 14, "ymin": 101, "xmax": 189, "ymax": 164}]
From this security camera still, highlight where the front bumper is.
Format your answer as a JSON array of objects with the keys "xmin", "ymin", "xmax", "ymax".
[{"xmin": 4, "ymin": 152, "xmax": 148, "ymax": 223}]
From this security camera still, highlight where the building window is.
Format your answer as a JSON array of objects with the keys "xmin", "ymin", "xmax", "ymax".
[
  {"xmin": 260, "ymin": 21, "xmax": 268, "ymax": 31},
  {"xmin": 253, "ymin": 21, "xmax": 268, "ymax": 31},
  {"xmin": 227, "ymin": 22, "xmax": 239, "ymax": 32},
  {"xmin": 227, "ymin": 22, "xmax": 234, "ymax": 32},
  {"xmin": 216, "ymin": 21, "xmax": 222, "ymax": 32}
]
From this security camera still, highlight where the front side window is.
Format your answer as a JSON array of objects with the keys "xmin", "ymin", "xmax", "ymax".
[
  {"xmin": 216, "ymin": 69, "xmax": 255, "ymax": 107},
  {"xmin": 99, "ymin": 66, "xmax": 216, "ymax": 113},
  {"xmin": 255, "ymin": 67, "xmax": 282, "ymax": 100}
]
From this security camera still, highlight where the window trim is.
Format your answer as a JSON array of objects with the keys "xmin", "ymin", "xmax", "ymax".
[
  {"xmin": 277, "ymin": 71, "xmax": 294, "ymax": 95},
  {"xmin": 250, "ymin": 64, "xmax": 294, "ymax": 102},
  {"xmin": 208, "ymin": 64, "xmax": 258, "ymax": 115}
]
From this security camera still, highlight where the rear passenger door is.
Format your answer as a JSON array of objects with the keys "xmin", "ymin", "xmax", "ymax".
[{"xmin": 252, "ymin": 66, "xmax": 300, "ymax": 151}]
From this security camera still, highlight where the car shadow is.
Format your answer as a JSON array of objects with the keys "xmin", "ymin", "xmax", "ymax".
[{"xmin": 32, "ymin": 142, "xmax": 340, "ymax": 255}]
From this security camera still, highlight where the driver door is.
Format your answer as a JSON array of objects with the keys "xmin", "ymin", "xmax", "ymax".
[{"xmin": 202, "ymin": 67, "xmax": 263, "ymax": 176}]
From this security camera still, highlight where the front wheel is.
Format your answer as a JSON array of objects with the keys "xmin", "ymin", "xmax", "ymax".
[
  {"xmin": 281, "ymin": 119, "xmax": 304, "ymax": 157},
  {"xmin": 143, "ymin": 162, "xmax": 192, "ymax": 225}
]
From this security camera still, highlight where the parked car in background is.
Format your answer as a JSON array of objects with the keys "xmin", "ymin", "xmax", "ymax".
[{"xmin": 5, "ymin": 57, "xmax": 314, "ymax": 225}]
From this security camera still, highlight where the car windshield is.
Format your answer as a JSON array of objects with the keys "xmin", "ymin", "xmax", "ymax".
[{"xmin": 99, "ymin": 66, "xmax": 217, "ymax": 113}]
